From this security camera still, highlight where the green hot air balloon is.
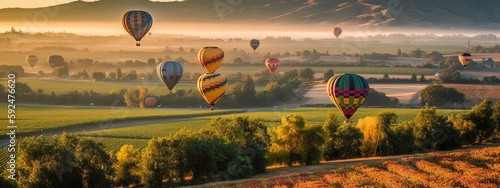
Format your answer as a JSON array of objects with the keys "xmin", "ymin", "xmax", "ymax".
[{"xmin": 326, "ymin": 74, "xmax": 369, "ymax": 120}]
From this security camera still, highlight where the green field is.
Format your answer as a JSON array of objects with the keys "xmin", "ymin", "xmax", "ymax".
[{"xmin": 0, "ymin": 104, "xmax": 470, "ymax": 170}]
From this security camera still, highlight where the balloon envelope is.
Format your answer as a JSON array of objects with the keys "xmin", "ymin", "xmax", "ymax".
[
  {"xmin": 197, "ymin": 73, "xmax": 227, "ymax": 110},
  {"xmin": 326, "ymin": 74, "xmax": 369, "ymax": 120},
  {"xmin": 144, "ymin": 97, "xmax": 157, "ymax": 108},
  {"xmin": 198, "ymin": 47, "xmax": 224, "ymax": 73},
  {"xmin": 250, "ymin": 39, "xmax": 260, "ymax": 51},
  {"xmin": 333, "ymin": 27, "xmax": 342, "ymax": 38},
  {"xmin": 459, "ymin": 53, "xmax": 472, "ymax": 68},
  {"xmin": 122, "ymin": 10, "xmax": 153, "ymax": 46},
  {"xmin": 26, "ymin": 55, "xmax": 38, "ymax": 68},
  {"xmin": 265, "ymin": 58, "xmax": 280, "ymax": 74},
  {"xmin": 156, "ymin": 61, "xmax": 183, "ymax": 93},
  {"xmin": 47, "ymin": 55, "xmax": 64, "ymax": 68}
]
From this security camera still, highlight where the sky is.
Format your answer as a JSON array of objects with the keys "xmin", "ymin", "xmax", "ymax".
[{"xmin": 0, "ymin": 0, "xmax": 180, "ymax": 9}]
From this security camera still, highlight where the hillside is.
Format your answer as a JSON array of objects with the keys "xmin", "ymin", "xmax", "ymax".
[{"xmin": 1, "ymin": 0, "xmax": 500, "ymax": 29}]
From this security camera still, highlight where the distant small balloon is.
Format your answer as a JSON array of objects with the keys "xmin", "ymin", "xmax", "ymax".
[
  {"xmin": 459, "ymin": 53, "xmax": 472, "ymax": 68},
  {"xmin": 144, "ymin": 97, "xmax": 157, "ymax": 108},
  {"xmin": 26, "ymin": 55, "xmax": 38, "ymax": 68},
  {"xmin": 333, "ymin": 27, "xmax": 342, "ymax": 38},
  {"xmin": 250, "ymin": 39, "xmax": 260, "ymax": 51},
  {"xmin": 47, "ymin": 55, "xmax": 64, "ymax": 68}
]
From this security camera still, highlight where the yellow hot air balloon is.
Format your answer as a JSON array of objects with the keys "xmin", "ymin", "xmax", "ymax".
[
  {"xmin": 459, "ymin": 53, "xmax": 472, "ymax": 69},
  {"xmin": 26, "ymin": 55, "xmax": 38, "ymax": 68},
  {"xmin": 197, "ymin": 73, "xmax": 227, "ymax": 110},
  {"xmin": 197, "ymin": 47, "xmax": 224, "ymax": 73}
]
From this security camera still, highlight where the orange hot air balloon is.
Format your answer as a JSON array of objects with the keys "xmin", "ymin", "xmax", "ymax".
[
  {"xmin": 265, "ymin": 58, "xmax": 280, "ymax": 74},
  {"xmin": 144, "ymin": 97, "xmax": 157, "ymax": 108},
  {"xmin": 333, "ymin": 27, "xmax": 342, "ymax": 38},
  {"xmin": 197, "ymin": 46, "xmax": 224, "ymax": 73},
  {"xmin": 122, "ymin": 10, "xmax": 153, "ymax": 46},
  {"xmin": 459, "ymin": 53, "xmax": 472, "ymax": 69}
]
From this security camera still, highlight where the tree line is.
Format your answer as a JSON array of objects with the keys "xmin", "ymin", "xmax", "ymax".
[{"xmin": 3, "ymin": 100, "xmax": 500, "ymax": 187}]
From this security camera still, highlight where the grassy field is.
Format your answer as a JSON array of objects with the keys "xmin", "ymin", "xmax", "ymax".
[{"xmin": 0, "ymin": 104, "xmax": 471, "ymax": 171}]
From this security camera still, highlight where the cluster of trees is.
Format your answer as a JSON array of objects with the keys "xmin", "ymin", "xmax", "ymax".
[
  {"xmin": 366, "ymin": 73, "xmax": 431, "ymax": 83},
  {"xmin": 0, "ymin": 65, "xmax": 24, "ymax": 77},
  {"xmin": 5, "ymin": 100, "xmax": 500, "ymax": 187},
  {"xmin": 421, "ymin": 85, "xmax": 465, "ymax": 107},
  {"xmin": 470, "ymin": 45, "xmax": 500, "ymax": 53}
]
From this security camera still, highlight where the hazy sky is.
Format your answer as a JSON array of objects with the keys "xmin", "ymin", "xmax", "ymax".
[{"xmin": 0, "ymin": 0, "xmax": 180, "ymax": 9}]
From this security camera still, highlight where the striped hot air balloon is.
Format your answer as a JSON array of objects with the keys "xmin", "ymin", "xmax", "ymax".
[
  {"xmin": 198, "ymin": 47, "xmax": 224, "ymax": 73},
  {"xmin": 333, "ymin": 27, "xmax": 342, "ymax": 38},
  {"xmin": 459, "ymin": 53, "xmax": 472, "ymax": 69},
  {"xmin": 26, "ymin": 55, "xmax": 38, "ymax": 68},
  {"xmin": 326, "ymin": 74, "xmax": 369, "ymax": 120},
  {"xmin": 144, "ymin": 97, "xmax": 157, "ymax": 108},
  {"xmin": 197, "ymin": 73, "xmax": 227, "ymax": 110},
  {"xmin": 265, "ymin": 58, "xmax": 280, "ymax": 74},
  {"xmin": 48, "ymin": 55, "xmax": 64, "ymax": 68},
  {"xmin": 250, "ymin": 39, "xmax": 260, "ymax": 51},
  {"xmin": 156, "ymin": 61, "xmax": 183, "ymax": 93},
  {"xmin": 122, "ymin": 10, "xmax": 153, "ymax": 46}
]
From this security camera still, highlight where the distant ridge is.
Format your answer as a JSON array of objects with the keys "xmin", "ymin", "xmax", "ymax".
[{"xmin": 1, "ymin": 0, "xmax": 500, "ymax": 29}]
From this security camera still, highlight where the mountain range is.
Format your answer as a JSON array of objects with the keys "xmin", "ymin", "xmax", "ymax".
[{"xmin": 1, "ymin": 0, "xmax": 500, "ymax": 29}]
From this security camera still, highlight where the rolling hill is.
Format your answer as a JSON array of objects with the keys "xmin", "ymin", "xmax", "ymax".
[{"xmin": 1, "ymin": 0, "xmax": 499, "ymax": 29}]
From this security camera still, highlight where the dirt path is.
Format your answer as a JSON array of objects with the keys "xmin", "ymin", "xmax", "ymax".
[{"xmin": 198, "ymin": 142, "xmax": 500, "ymax": 187}]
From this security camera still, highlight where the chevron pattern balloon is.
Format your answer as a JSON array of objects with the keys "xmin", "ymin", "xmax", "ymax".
[
  {"xmin": 326, "ymin": 74, "xmax": 369, "ymax": 120},
  {"xmin": 197, "ymin": 47, "xmax": 224, "ymax": 73},
  {"xmin": 197, "ymin": 73, "xmax": 227, "ymax": 110},
  {"xmin": 265, "ymin": 58, "xmax": 280, "ymax": 74}
]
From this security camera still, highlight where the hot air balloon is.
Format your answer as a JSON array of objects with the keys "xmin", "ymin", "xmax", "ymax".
[
  {"xmin": 122, "ymin": 10, "xmax": 153, "ymax": 46},
  {"xmin": 250, "ymin": 39, "xmax": 260, "ymax": 51},
  {"xmin": 157, "ymin": 61, "xmax": 183, "ymax": 93},
  {"xmin": 47, "ymin": 55, "xmax": 64, "ymax": 68},
  {"xmin": 326, "ymin": 74, "xmax": 369, "ymax": 120},
  {"xmin": 459, "ymin": 53, "xmax": 472, "ymax": 68},
  {"xmin": 197, "ymin": 46, "xmax": 224, "ymax": 73},
  {"xmin": 333, "ymin": 27, "xmax": 342, "ymax": 38},
  {"xmin": 197, "ymin": 73, "xmax": 227, "ymax": 110},
  {"xmin": 26, "ymin": 55, "xmax": 38, "ymax": 68},
  {"xmin": 265, "ymin": 58, "xmax": 280, "ymax": 74},
  {"xmin": 144, "ymin": 97, "xmax": 157, "ymax": 108}
]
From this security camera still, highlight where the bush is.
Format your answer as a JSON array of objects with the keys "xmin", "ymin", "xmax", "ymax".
[
  {"xmin": 413, "ymin": 105, "xmax": 461, "ymax": 151},
  {"xmin": 421, "ymin": 85, "xmax": 465, "ymax": 107}
]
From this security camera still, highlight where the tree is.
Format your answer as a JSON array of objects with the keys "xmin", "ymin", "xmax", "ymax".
[
  {"xmin": 301, "ymin": 50, "xmax": 311, "ymax": 59},
  {"xmin": 299, "ymin": 68, "xmax": 314, "ymax": 81},
  {"xmin": 322, "ymin": 112, "xmax": 363, "ymax": 160},
  {"xmin": 409, "ymin": 48, "xmax": 426, "ymax": 58},
  {"xmin": 124, "ymin": 88, "xmax": 140, "ymax": 108},
  {"xmin": 383, "ymin": 73, "xmax": 389, "ymax": 79},
  {"xmin": 413, "ymin": 105, "xmax": 461, "ymax": 151},
  {"xmin": 205, "ymin": 116, "xmax": 270, "ymax": 174},
  {"xmin": 17, "ymin": 134, "xmax": 113, "ymax": 188},
  {"xmin": 357, "ymin": 116, "xmax": 389, "ymax": 156},
  {"xmin": 493, "ymin": 101, "xmax": 500, "ymax": 133},
  {"xmin": 468, "ymin": 99, "xmax": 495, "ymax": 142},
  {"xmin": 146, "ymin": 58, "xmax": 156, "ymax": 66},
  {"xmin": 420, "ymin": 85, "xmax": 465, "ymax": 107},
  {"xmin": 324, "ymin": 69, "xmax": 334, "ymax": 83},
  {"xmin": 114, "ymin": 145, "xmax": 140, "ymax": 187},
  {"xmin": 397, "ymin": 49, "xmax": 402, "ymax": 56},
  {"xmin": 233, "ymin": 57, "xmax": 244, "ymax": 64},
  {"xmin": 91, "ymin": 72, "xmax": 106, "ymax": 81},
  {"xmin": 53, "ymin": 67, "xmax": 69, "ymax": 78},
  {"xmin": 419, "ymin": 73, "xmax": 427, "ymax": 82},
  {"xmin": 439, "ymin": 68, "xmax": 462, "ymax": 83},
  {"xmin": 447, "ymin": 114, "xmax": 477, "ymax": 144},
  {"xmin": 138, "ymin": 86, "xmax": 149, "ymax": 108},
  {"xmin": 410, "ymin": 73, "xmax": 417, "ymax": 82},
  {"xmin": 309, "ymin": 49, "xmax": 320, "ymax": 61},
  {"xmin": 140, "ymin": 137, "xmax": 171, "ymax": 187},
  {"xmin": 116, "ymin": 67, "xmax": 122, "ymax": 79},
  {"xmin": 268, "ymin": 114, "xmax": 324, "ymax": 167}
]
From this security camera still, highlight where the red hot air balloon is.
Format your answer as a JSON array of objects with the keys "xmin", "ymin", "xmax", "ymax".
[
  {"xmin": 333, "ymin": 27, "xmax": 342, "ymax": 38},
  {"xmin": 144, "ymin": 97, "xmax": 157, "ymax": 108},
  {"xmin": 122, "ymin": 10, "xmax": 153, "ymax": 46},
  {"xmin": 265, "ymin": 58, "xmax": 280, "ymax": 74}
]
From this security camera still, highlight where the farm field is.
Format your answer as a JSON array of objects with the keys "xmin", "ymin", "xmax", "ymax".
[
  {"xmin": 208, "ymin": 146, "xmax": 500, "ymax": 188},
  {"xmin": 444, "ymin": 84, "xmax": 500, "ymax": 105}
]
